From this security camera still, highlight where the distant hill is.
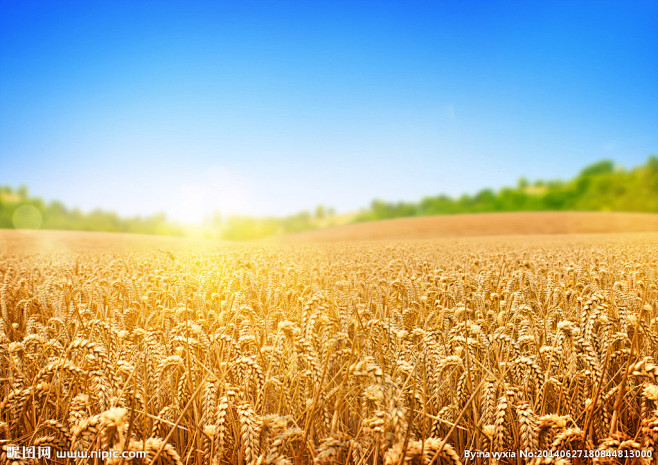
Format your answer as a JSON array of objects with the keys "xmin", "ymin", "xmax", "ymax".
[{"xmin": 280, "ymin": 211, "xmax": 658, "ymax": 242}]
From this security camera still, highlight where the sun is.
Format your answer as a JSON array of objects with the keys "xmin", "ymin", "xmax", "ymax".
[{"xmin": 168, "ymin": 165, "xmax": 251, "ymax": 224}]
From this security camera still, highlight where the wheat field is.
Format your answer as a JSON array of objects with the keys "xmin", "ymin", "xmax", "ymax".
[{"xmin": 2, "ymin": 232, "xmax": 658, "ymax": 464}]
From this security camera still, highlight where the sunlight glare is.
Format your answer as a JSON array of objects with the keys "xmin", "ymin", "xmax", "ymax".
[
  {"xmin": 12, "ymin": 204, "xmax": 43, "ymax": 230},
  {"xmin": 169, "ymin": 165, "xmax": 252, "ymax": 223}
]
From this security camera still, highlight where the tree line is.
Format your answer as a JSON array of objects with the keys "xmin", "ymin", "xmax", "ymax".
[
  {"xmin": 0, "ymin": 185, "xmax": 184, "ymax": 236},
  {"xmin": 356, "ymin": 156, "xmax": 658, "ymax": 221}
]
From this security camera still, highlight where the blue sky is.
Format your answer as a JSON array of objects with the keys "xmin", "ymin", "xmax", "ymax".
[{"xmin": 1, "ymin": 1, "xmax": 657, "ymax": 222}]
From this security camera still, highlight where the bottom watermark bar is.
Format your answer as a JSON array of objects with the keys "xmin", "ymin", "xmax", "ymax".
[
  {"xmin": 6, "ymin": 446, "xmax": 147, "ymax": 460},
  {"xmin": 464, "ymin": 449, "xmax": 654, "ymax": 461}
]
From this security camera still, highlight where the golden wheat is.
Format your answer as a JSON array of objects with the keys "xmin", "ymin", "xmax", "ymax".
[{"xmin": 1, "ymin": 234, "xmax": 658, "ymax": 464}]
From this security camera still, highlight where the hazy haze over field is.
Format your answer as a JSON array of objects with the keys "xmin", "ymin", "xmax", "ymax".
[{"xmin": 1, "ymin": 1, "xmax": 657, "ymax": 222}]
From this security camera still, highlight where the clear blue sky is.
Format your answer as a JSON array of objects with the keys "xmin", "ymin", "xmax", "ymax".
[{"xmin": 1, "ymin": 1, "xmax": 657, "ymax": 222}]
